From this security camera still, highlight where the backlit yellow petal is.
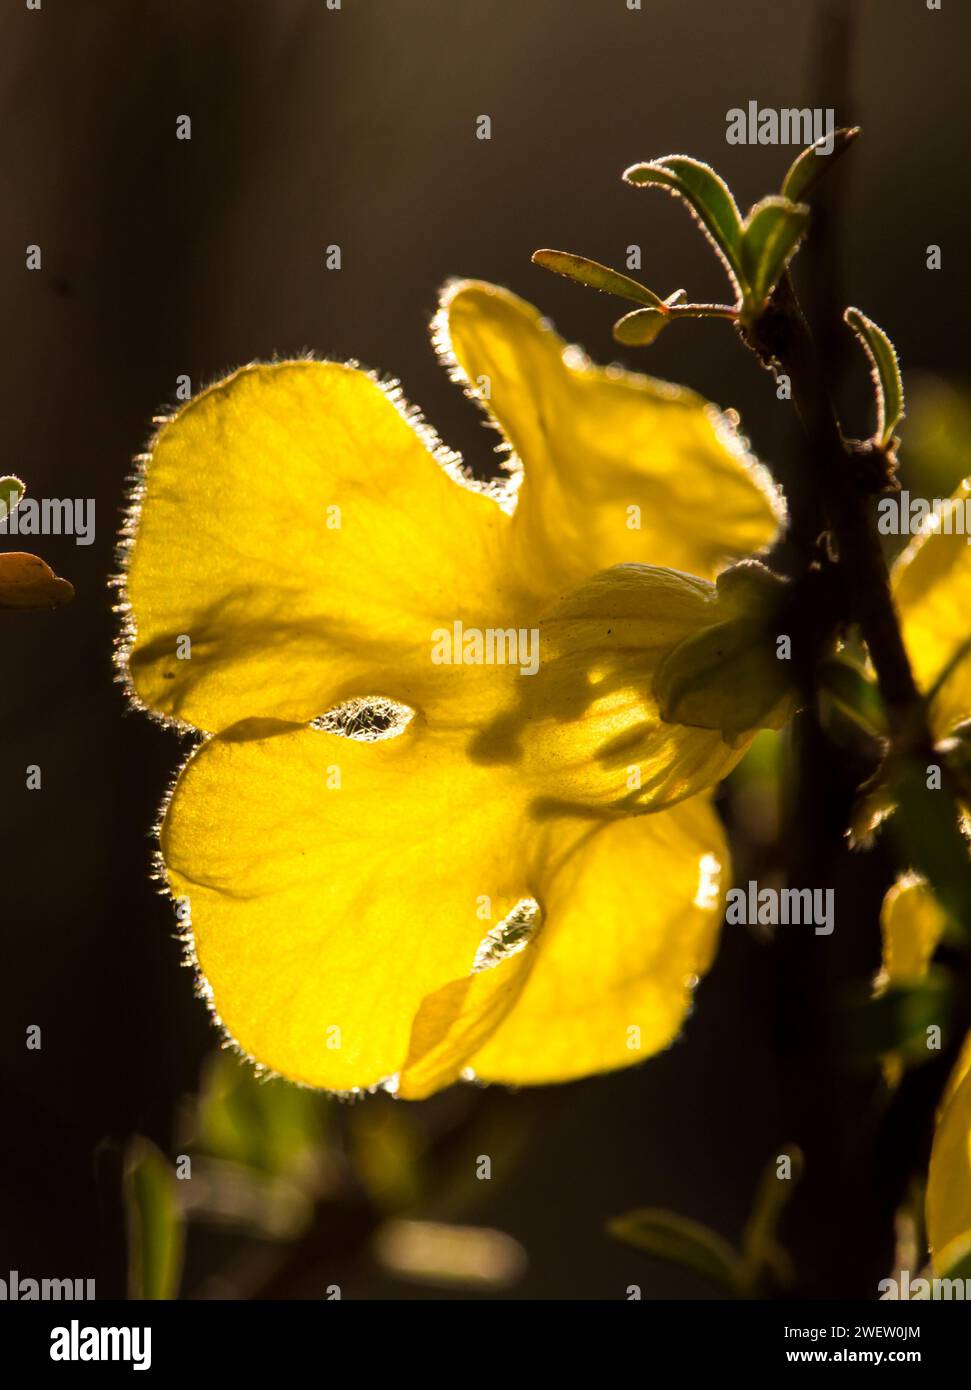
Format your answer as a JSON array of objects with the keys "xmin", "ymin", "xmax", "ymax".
[
  {"xmin": 162, "ymin": 720, "xmax": 536, "ymax": 1092},
  {"xmin": 468, "ymin": 795, "xmax": 727, "ymax": 1085},
  {"xmin": 877, "ymin": 875, "xmax": 949, "ymax": 990},
  {"xmin": 121, "ymin": 361, "xmax": 516, "ymax": 732},
  {"xmin": 927, "ymin": 1063, "xmax": 971, "ymax": 1273},
  {"xmin": 163, "ymin": 709, "xmax": 726, "ymax": 1094},
  {"xmin": 397, "ymin": 939, "xmax": 537, "ymax": 1101},
  {"xmin": 469, "ymin": 564, "xmax": 757, "ymax": 814},
  {"xmin": 437, "ymin": 280, "xmax": 782, "ymax": 597},
  {"xmin": 892, "ymin": 478, "xmax": 971, "ymax": 737}
]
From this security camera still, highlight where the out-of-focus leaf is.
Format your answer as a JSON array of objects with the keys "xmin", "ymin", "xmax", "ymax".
[
  {"xmin": 373, "ymin": 1219, "xmax": 527, "ymax": 1290},
  {"xmin": 0, "ymin": 552, "xmax": 73, "ymax": 609},
  {"xmin": 942, "ymin": 724, "xmax": 971, "ymax": 808},
  {"xmin": 531, "ymin": 249, "xmax": 666, "ymax": 307},
  {"xmin": 780, "ymin": 127, "xmax": 860, "ymax": 203},
  {"xmin": 817, "ymin": 657, "xmax": 888, "ymax": 738},
  {"xmin": 740, "ymin": 196, "xmax": 810, "ymax": 308},
  {"xmin": 845, "ymin": 306, "xmax": 905, "ymax": 451},
  {"xmin": 901, "ymin": 374, "xmax": 971, "ymax": 499},
  {"xmin": 349, "ymin": 1100, "xmax": 424, "ymax": 1212},
  {"xmin": 892, "ymin": 758, "xmax": 971, "ymax": 936},
  {"xmin": 195, "ymin": 1052, "xmax": 328, "ymax": 1180},
  {"xmin": 179, "ymin": 1157, "xmax": 312, "ymax": 1240},
  {"xmin": 607, "ymin": 1208, "xmax": 746, "ymax": 1293},
  {"xmin": 842, "ymin": 967, "xmax": 956, "ymax": 1066},
  {"xmin": 125, "ymin": 1137, "xmax": 185, "ymax": 1301},
  {"xmin": 726, "ymin": 728, "xmax": 781, "ymax": 847},
  {"xmin": 623, "ymin": 155, "xmax": 745, "ymax": 292},
  {"xmin": 741, "ymin": 1146, "xmax": 803, "ymax": 1290}
]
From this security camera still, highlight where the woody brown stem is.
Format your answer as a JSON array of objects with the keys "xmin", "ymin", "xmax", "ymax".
[{"xmin": 747, "ymin": 274, "xmax": 931, "ymax": 753}]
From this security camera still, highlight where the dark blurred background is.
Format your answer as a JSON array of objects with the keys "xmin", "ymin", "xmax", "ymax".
[{"xmin": 1, "ymin": 0, "xmax": 969, "ymax": 1300}]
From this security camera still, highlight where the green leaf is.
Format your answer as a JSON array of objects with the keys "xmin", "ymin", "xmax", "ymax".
[
  {"xmin": 125, "ymin": 1137, "xmax": 185, "ymax": 1300},
  {"xmin": 531, "ymin": 249, "xmax": 666, "ymax": 307},
  {"xmin": 607, "ymin": 1208, "xmax": 746, "ymax": 1294},
  {"xmin": 612, "ymin": 299, "xmax": 738, "ymax": 347},
  {"xmin": 781, "ymin": 126, "xmax": 860, "ymax": 204},
  {"xmin": 845, "ymin": 306, "xmax": 905, "ymax": 450},
  {"xmin": 817, "ymin": 657, "xmax": 888, "ymax": 738},
  {"xmin": 741, "ymin": 1147, "xmax": 804, "ymax": 1290},
  {"xmin": 612, "ymin": 307, "xmax": 668, "ymax": 346},
  {"xmin": 842, "ymin": 968, "xmax": 955, "ymax": 1065},
  {"xmin": 891, "ymin": 757, "xmax": 971, "ymax": 937},
  {"xmin": 741, "ymin": 196, "xmax": 810, "ymax": 308},
  {"xmin": 623, "ymin": 156, "xmax": 745, "ymax": 293},
  {"xmin": 196, "ymin": 1052, "xmax": 327, "ymax": 1177},
  {"xmin": 0, "ymin": 475, "xmax": 24, "ymax": 522}
]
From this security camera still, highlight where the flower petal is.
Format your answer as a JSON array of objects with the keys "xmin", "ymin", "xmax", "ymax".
[
  {"xmin": 927, "ymin": 1061, "xmax": 971, "ymax": 1274},
  {"xmin": 470, "ymin": 564, "xmax": 753, "ymax": 814},
  {"xmin": 163, "ymin": 706, "xmax": 726, "ymax": 1094},
  {"xmin": 892, "ymin": 479, "xmax": 971, "ymax": 737},
  {"xmin": 121, "ymin": 361, "xmax": 516, "ymax": 732},
  {"xmin": 877, "ymin": 875, "xmax": 949, "ymax": 990},
  {"xmin": 162, "ymin": 719, "xmax": 539, "ymax": 1092},
  {"xmin": 436, "ymin": 280, "xmax": 782, "ymax": 598},
  {"xmin": 467, "ymin": 795, "xmax": 727, "ymax": 1085},
  {"xmin": 397, "ymin": 943, "xmax": 536, "ymax": 1101}
]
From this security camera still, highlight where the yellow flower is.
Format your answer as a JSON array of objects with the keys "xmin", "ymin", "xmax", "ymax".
[
  {"xmin": 892, "ymin": 478, "xmax": 971, "ymax": 742},
  {"xmin": 876, "ymin": 877, "xmax": 971, "ymax": 1276},
  {"xmin": 119, "ymin": 280, "xmax": 783, "ymax": 1096},
  {"xmin": 884, "ymin": 503, "xmax": 971, "ymax": 1276}
]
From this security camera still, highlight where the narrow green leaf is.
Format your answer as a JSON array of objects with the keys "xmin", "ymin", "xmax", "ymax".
[
  {"xmin": 531, "ymin": 249, "xmax": 665, "ymax": 307},
  {"xmin": 607, "ymin": 1208, "xmax": 746, "ymax": 1293},
  {"xmin": 817, "ymin": 657, "xmax": 888, "ymax": 738},
  {"xmin": 741, "ymin": 1146, "xmax": 804, "ymax": 1290},
  {"xmin": 623, "ymin": 156, "xmax": 745, "ymax": 293},
  {"xmin": 845, "ymin": 306, "xmax": 905, "ymax": 449},
  {"xmin": 125, "ymin": 1137, "xmax": 185, "ymax": 1300},
  {"xmin": 612, "ymin": 307, "xmax": 668, "ymax": 346},
  {"xmin": 741, "ymin": 196, "xmax": 810, "ymax": 308},
  {"xmin": 0, "ymin": 475, "xmax": 24, "ymax": 522},
  {"xmin": 781, "ymin": 126, "xmax": 861, "ymax": 203}
]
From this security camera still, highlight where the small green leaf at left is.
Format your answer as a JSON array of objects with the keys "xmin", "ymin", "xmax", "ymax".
[{"xmin": 612, "ymin": 307, "xmax": 668, "ymax": 346}]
